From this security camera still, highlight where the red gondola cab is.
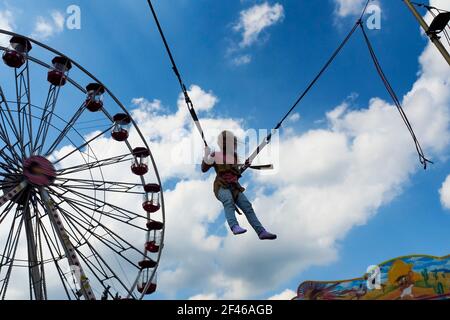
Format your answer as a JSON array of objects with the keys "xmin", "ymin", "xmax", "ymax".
[
  {"xmin": 131, "ymin": 147, "xmax": 150, "ymax": 176},
  {"xmin": 146, "ymin": 220, "xmax": 164, "ymax": 231},
  {"xmin": 137, "ymin": 282, "xmax": 157, "ymax": 295},
  {"xmin": 142, "ymin": 201, "xmax": 161, "ymax": 213},
  {"xmin": 2, "ymin": 36, "xmax": 32, "ymax": 68},
  {"xmin": 48, "ymin": 56, "xmax": 72, "ymax": 86},
  {"xmin": 144, "ymin": 183, "xmax": 161, "ymax": 193},
  {"xmin": 138, "ymin": 258, "xmax": 157, "ymax": 269},
  {"xmin": 143, "ymin": 202, "xmax": 160, "ymax": 213},
  {"xmin": 85, "ymin": 83, "xmax": 105, "ymax": 112},
  {"xmin": 142, "ymin": 183, "xmax": 161, "ymax": 213},
  {"xmin": 145, "ymin": 241, "xmax": 159, "ymax": 253},
  {"xmin": 111, "ymin": 113, "xmax": 131, "ymax": 141}
]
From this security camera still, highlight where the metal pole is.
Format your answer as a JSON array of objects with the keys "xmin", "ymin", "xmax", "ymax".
[
  {"xmin": 403, "ymin": 0, "xmax": 450, "ymax": 66},
  {"xmin": 24, "ymin": 203, "xmax": 45, "ymax": 300}
]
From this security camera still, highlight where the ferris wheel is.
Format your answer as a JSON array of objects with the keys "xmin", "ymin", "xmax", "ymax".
[{"xmin": 0, "ymin": 29, "xmax": 165, "ymax": 300}]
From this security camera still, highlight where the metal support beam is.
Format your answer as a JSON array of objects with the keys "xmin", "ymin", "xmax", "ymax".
[
  {"xmin": 404, "ymin": 0, "xmax": 450, "ymax": 66},
  {"xmin": 39, "ymin": 189, "xmax": 96, "ymax": 300},
  {"xmin": 0, "ymin": 181, "xmax": 27, "ymax": 207},
  {"xmin": 23, "ymin": 203, "xmax": 45, "ymax": 300}
]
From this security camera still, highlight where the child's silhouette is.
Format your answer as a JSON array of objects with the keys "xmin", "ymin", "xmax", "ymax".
[{"xmin": 201, "ymin": 130, "xmax": 276, "ymax": 240}]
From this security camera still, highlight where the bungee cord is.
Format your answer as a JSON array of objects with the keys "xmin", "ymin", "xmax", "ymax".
[
  {"xmin": 146, "ymin": 0, "xmax": 208, "ymax": 147},
  {"xmin": 359, "ymin": 22, "xmax": 432, "ymax": 169},
  {"xmin": 240, "ymin": 0, "xmax": 372, "ymax": 173},
  {"xmin": 146, "ymin": 0, "xmax": 431, "ymax": 175},
  {"xmin": 240, "ymin": 20, "xmax": 362, "ymax": 174}
]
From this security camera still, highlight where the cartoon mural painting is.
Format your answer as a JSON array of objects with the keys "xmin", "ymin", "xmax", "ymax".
[{"xmin": 294, "ymin": 255, "xmax": 450, "ymax": 300}]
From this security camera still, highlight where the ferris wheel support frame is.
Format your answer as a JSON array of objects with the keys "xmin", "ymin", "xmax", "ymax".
[{"xmin": 0, "ymin": 28, "xmax": 165, "ymax": 300}]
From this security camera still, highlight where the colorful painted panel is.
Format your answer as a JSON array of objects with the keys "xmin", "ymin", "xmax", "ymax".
[{"xmin": 294, "ymin": 255, "xmax": 450, "ymax": 300}]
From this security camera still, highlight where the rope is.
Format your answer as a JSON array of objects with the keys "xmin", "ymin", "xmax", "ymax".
[
  {"xmin": 146, "ymin": 0, "xmax": 208, "ymax": 147},
  {"xmin": 240, "ymin": 14, "xmax": 364, "ymax": 174},
  {"xmin": 359, "ymin": 23, "xmax": 432, "ymax": 169}
]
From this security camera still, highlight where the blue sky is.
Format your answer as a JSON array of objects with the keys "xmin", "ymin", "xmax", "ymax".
[{"xmin": 0, "ymin": 0, "xmax": 449, "ymax": 300}]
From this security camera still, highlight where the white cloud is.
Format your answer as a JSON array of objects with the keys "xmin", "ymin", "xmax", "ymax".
[
  {"xmin": 51, "ymin": 10, "xmax": 65, "ymax": 30},
  {"xmin": 132, "ymin": 97, "xmax": 164, "ymax": 112},
  {"xmin": 232, "ymin": 54, "xmax": 252, "ymax": 66},
  {"xmin": 32, "ymin": 10, "xmax": 65, "ymax": 40},
  {"xmin": 333, "ymin": 0, "xmax": 367, "ymax": 18},
  {"xmin": 189, "ymin": 293, "xmax": 219, "ymax": 300},
  {"xmin": 439, "ymin": 175, "xmax": 450, "ymax": 210},
  {"xmin": 234, "ymin": 2, "xmax": 284, "ymax": 48},
  {"xmin": 0, "ymin": 10, "xmax": 15, "ymax": 46},
  {"xmin": 228, "ymin": 2, "xmax": 284, "ymax": 65},
  {"xmin": 268, "ymin": 289, "xmax": 296, "ymax": 300},
  {"xmin": 333, "ymin": 0, "xmax": 382, "ymax": 21}
]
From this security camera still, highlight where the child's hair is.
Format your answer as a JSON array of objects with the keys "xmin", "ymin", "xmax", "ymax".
[{"xmin": 217, "ymin": 130, "xmax": 238, "ymax": 164}]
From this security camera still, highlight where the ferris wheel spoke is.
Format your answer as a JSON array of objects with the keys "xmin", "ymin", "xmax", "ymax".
[
  {"xmin": 60, "ymin": 207, "xmax": 142, "ymax": 272},
  {"xmin": 47, "ymin": 192, "xmax": 119, "ymax": 251},
  {"xmin": 38, "ymin": 189, "xmax": 96, "ymax": 300},
  {"xmin": 14, "ymin": 62, "xmax": 34, "ymax": 157},
  {"xmin": 33, "ymin": 85, "xmax": 62, "ymax": 155},
  {"xmin": 48, "ymin": 197, "xmax": 142, "ymax": 298},
  {"xmin": 0, "ymin": 172, "xmax": 20, "ymax": 180},
  {"xmin": 0, "ymin": 123, "xmax": 21, "ymax": 165},
  {"xmin": 33, "ymin": 196, "xmax": 90, "ymax": 300},
  {"xmin": 36, "ymin": 197, "xmax": 90, "ymax": 300},
  {"xmin": 75, "ymin": 243, "xmax": 137, "ymax": 300},
  {"xmin": 0, "ymin": 206, "xmax": 25, "ymax": 299},
  {"xmin": 56, "ymin": 152, "xmax": 133, "ymax": 176},
  {"xmin": 35, "ymin": 215, "xmax": 77, "ymax": 300},
  {"xmin": 44, "ymin": 102, "xmax": 87, "ymax": 157},
  {"xmin": 46, "ymin": 198, "xmax": 136, "ymax": 298},
  {"xmin": 41, "ymin": 197, "xmax": 86, "ymax": 249},
  {"xmin": 0, "ymin": 86, "xmax": 24, "ymax": 158},
  {"xmin": 0, "ymin": 154, "xmax": 22, "ymax": 175},
  {"xmin": 54, "ymin": 177, "xmax": 145, "ymax": 194},
  {"xmin": 55, "ymin": 191, "xmax": 146, "ymax": 230},
  {"xmin": 0, "ymin": 199, "xmax": 16, "ymax": 227},
  {"xmin": 51, "ymin": 124, "xmax": 114, "ymax": 165},
  {"xmin": 0, "ymin": 116, "xmax": 22, "ymax": 165},
  {"xmin": 47, "ymin": 189, "xmax": 146, "ymax": 260},
  {"xmin": 50, "ymin": 185, "xmax": 148, "ymax": 224},
  {"xmin": 51, "ymin": 207, "xmax": 138, "ymax": 299},
  {"xmin": 0, "ymin": 154, "xmax": 20, "ymax": 174}
]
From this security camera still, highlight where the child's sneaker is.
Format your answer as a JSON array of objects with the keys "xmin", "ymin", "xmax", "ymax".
[
  {"xmin": 231, "ymin": 225, "xmax": 247, "ymax": 235},
  {"xmin": 258, "ymin": 229, "xmax": 277, "ymax": 240}
]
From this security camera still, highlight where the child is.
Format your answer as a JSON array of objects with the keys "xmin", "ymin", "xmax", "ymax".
[{"xmin": 201, "ymin": 130, "xmax": 276, "ymax": 240}]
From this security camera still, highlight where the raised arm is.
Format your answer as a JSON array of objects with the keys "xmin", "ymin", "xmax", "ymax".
[{"xmin": 201, "ymin": 146, "xmax": 214, "ymax": 173}]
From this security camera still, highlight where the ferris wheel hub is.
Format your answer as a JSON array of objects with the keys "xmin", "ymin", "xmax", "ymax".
[{"xmin": 23, "ymin": 156, "xmax": 56, "ymax": 186}]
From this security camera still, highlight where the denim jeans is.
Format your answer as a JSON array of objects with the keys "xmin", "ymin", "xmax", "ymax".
[{"xmin": 217, "ymin": 187, "xmax": 265, "ymax": 234}]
